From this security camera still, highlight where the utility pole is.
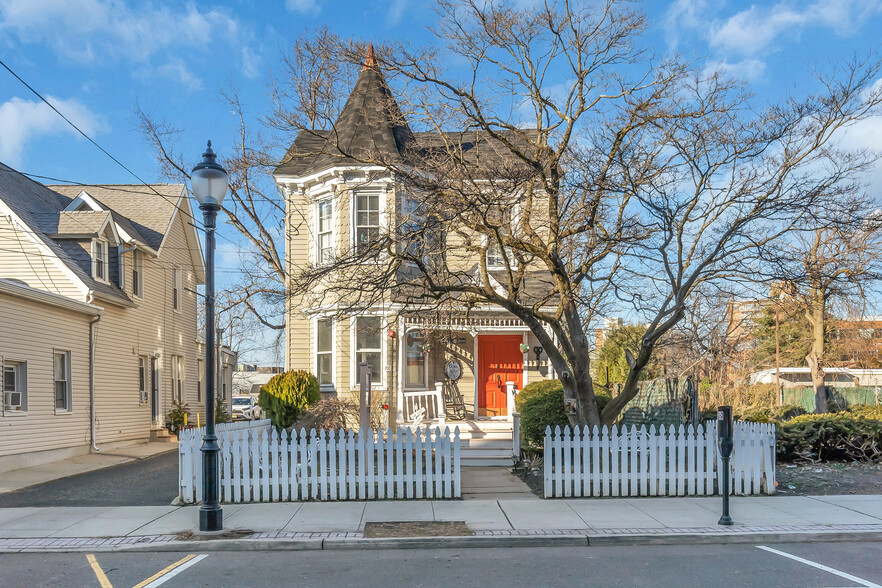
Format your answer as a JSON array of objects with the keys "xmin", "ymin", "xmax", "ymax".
[{"xmin": 775, "ymin": 305, "xmax": 782, "ymax": 406}]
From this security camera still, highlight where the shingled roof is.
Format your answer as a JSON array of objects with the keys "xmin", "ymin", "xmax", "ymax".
[{"xmin": 274, "ymin": 48, "xmax": 538, "ymax": 180}]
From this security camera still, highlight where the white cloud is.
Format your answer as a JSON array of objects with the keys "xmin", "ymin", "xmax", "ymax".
[
  {"xmin": 285, "ymin": 0, "xmax": 321, "ymax": 14},
  {"xmin": 709, "ymin": 0, "xmax": 882, "ymax": 57},
  {"xmin": 705, "ymin": 58, "xmax": 767, "ymax": 82},
  {"xmin": 154, "ymin": 59, "xmax": 203, "ymax": 92},
  {"xmin": 241, "ymin": 47, "xmax": 261, "ymax": 80},
  {"xmin": 0, "ymin": 0, "xmax": 240, "ymax": 62},
  {"xmin": 663, "ymin": 0, "xmax": 707, "ymax": 50},
  {"xmin": 0, "ymin": 96, "xmax": 108, "ymax": 166},
  {"xmin": 386, "ymin": 0, "xmax": 409, "ymax": 25}
]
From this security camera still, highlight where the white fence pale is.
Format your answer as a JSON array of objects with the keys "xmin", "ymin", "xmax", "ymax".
[
  {"xmin": 543, "ymin": 421, "xmax": 776, "ymax": 498},
  {"xmin": 179, "ymin": 425, "xmax": 461, "ymax": 503}
]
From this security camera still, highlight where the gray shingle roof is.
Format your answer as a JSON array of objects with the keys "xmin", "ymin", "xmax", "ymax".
[
  {"xmin": 273, "ymin": 64, "xmax": 539, "ymax": 180},
  {"xmin": 0, "ymin": 163, "xmax": 132, "ymax": 304},
  {"xmin": 49, "ymin": 184, "xmax": 184, "ymax": 251},
  {"xmin": 33, "ymin": 210, "xmax": 112, "ymax": 237}
]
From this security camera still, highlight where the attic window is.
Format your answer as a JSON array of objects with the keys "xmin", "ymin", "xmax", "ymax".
[{"xmin": 92, "ymin": 239, "xmax": 109, "ymax": 282}]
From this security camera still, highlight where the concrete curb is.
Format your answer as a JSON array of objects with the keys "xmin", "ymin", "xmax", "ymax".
[{"xmin": 5, "ymin": 529, "xmax": 882, "ymax": 553}]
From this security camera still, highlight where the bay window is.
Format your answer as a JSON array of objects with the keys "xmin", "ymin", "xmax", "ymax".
[
  {"xmin": 316, "ymin": 318, "xmax": 333, "ymax": 389},
  {"xmin": 354, "ymin": 316, "xmax": 383, "ymax": 384},
  {"xmin": 317, "ymin": 199, "xmax": 333, "ymax": 264}
]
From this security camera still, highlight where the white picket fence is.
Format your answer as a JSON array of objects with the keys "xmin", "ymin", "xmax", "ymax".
[
  {"xmin": 544, "ymin": 421, "xmax": 776, "ymax": 498},
  {"xmin": 179, "ymin": 425, "xmax": 461, "ymax": 503},
  {"xmin": 179, "ymin": 418, "xmax": 272, "ymax": 438}
]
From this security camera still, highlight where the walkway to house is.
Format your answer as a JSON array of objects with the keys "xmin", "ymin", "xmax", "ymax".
[
  {"xmin": 461, "ymin": 467, "xmax": 537, "ymax": 500},
  {"xmin": 0, "ymin": 442, "xmax": 177, "ymax": 495}
]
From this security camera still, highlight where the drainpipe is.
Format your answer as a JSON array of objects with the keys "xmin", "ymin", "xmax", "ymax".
[{"xmin": 86, "ymin": 290, "xmax": 101, "ymax": 452}]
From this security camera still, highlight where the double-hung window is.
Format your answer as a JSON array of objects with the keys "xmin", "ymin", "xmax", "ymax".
[
  {"xmin": 132, "ymin": 250, "xmax": 143, "ymax": 298},
  {"xmin": 54, "ymin": 351, "xmax": 71, "ymax": 412},
  {"xmin": 354, "ymin": 316, "xmax": 383, "ymax": 385},
  {"xmin": 3, "ymin": 361, "xmax": 27, "ymax": 413},
  {"xmin": 316, "ymin": 318, "xmax": 333, "ymax": 389},
  {"xmin": 400, "ymin": 197, "xmax": 423, "ymax": 259},
  {"xmin": 316, "ymin": 199, "xmax": 333, "ymax": 264},
  {"xmin": 354, "ymin": 192, "xmax": 381, "ymax": 253},
  {"xmin": 172, "ymin": 355, "xmax": 184, "ymax": 403},
  {"xmin": 404, "ymin": 331, "xmax": 427, "ymax": 388},
  {"xmin": 92, "ymin": 239, "xmax": 108, "ymax": 281},
  {"xmin": 485, "ymin": 207, "xmax": 514, "ymax": 269},
  {"xmin": 117, "ymin": 245, "xmax": 126, "ymax": 290},
  {"xmin": 172, "ymin": 267, "xmax": 182, "ymax": 312}
]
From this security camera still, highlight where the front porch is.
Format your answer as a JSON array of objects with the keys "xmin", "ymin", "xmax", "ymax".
[{"xmin": 394, "ymin": 313, "xmax": 551, "ymax": 425}]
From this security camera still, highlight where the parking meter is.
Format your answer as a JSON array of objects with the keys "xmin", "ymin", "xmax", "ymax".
[{"xmin": 717, "ymin": 406, "xmax": 734, "ymax": 525}]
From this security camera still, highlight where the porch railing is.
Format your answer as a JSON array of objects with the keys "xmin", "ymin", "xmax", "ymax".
[{"xmin": 402, "ymin": 383, "xmax": 446, "ymax": 426}]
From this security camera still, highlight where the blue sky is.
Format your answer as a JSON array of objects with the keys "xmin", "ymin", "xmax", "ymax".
[{"xmin": 2, "ymin": 0, "xmax": 882, "ymax": 361}]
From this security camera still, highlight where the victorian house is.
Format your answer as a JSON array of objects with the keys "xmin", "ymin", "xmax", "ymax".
[{"xmin": 276, "ymin": 50, "xmax": 555, "ymax": 454}]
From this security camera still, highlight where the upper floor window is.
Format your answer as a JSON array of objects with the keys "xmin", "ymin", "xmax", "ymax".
[
  {"xmin": 92, "ymin": 239, "xmax": 108, "ymax": 282},
  {"xmin": 316, "ymin": 199, "xmax": 333, "ymax": 264},
  {"xmin": 3, "ymin": 361, "xmax": 27, "ymax": 413},
  {"xmin": 400, "ymin": 197, "xmax": 423, "ymax": 258},
  {"xmin": 54, "ymin": 350, "xmax": 71, "ymax": 412},
  {"xmin": 485, "ymin": 207, "xmax": 514, "ymax": 269},
  {"xmin": 354, "ymin": 192, "xmax": 381, "ymax": 253},
  {"xmin": 132, "ymin": 250, "xmax": 143, "ymax": 298},
  {"xmin": 173, "ymin": 267, "xmax": 182, "ymax": 312}
]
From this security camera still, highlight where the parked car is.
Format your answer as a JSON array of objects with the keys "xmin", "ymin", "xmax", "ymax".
[{"xmin": 232, "ymin": 395, "xmax": 262, "ymax": 420}]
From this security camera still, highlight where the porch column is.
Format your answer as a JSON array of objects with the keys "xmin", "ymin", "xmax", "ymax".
[
  {"xmin": 396, "ymin": 314, "xmax": 405, "ymax": 424},
  {"xmin": 506, "ymin": 381, "xmax": 516, "ymax": 423}
]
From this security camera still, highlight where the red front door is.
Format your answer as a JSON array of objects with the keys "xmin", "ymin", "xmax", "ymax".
[{"xmin": 478, "ymin": 335, "xmax": 524, "ymax": 417}]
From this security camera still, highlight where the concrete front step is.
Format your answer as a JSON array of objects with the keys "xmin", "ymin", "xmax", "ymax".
[{"xmin": 149, "ymin": 429, "xmax": 178, "ymax": 443}]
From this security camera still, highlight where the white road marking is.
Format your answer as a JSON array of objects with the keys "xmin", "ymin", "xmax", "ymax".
[
  {"xmin": 140, "ymin": 554, "xmax": 209, "ymax": 588},
  {"xmin": 757, "ymin": 546, "xmax": 881, "ymax": 588}
]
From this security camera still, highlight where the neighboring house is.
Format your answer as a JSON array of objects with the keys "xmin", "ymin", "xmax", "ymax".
[
  {"xmin": 750, "ymin": 367, "xmax": 882, "ymax": 388},
  {"xmin": 0, "ymin": 163, "xmax": 233, "ymax": 472},
  {"xmin": 276, "ymin": 52, "xmax": 554, "ymax": 426}
]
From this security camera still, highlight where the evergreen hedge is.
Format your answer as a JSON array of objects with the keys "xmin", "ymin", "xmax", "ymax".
[
  {"xmin": 515, "ymin": 379, "xmax": 610, "ymax": 448},
  {"xmin": 258, "ymin": 370, "xmax": 321, "ymax": 429}
]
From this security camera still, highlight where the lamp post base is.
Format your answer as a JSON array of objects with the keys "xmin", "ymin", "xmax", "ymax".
[
  {"xmin": 718, "ymin": 515, "xmax": 733, "ymax": 526},
  {"xmin": 199, "ymin": 506, "xmax": 223, "ymax": 533}
]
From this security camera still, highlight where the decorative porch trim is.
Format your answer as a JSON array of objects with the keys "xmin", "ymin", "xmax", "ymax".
[{"xmin": 403, "ymin": 316, "xmax": 530, "ymax": 333}]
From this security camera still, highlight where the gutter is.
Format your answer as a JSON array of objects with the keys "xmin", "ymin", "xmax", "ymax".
[{"xmin": 88, "ymin": 290, "xmax": 101, "ymax": 453}]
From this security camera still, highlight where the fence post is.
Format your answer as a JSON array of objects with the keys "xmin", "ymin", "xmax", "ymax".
[{"xmin": 512, "ymin": 412, "xmax": 521, "ymax": 460}]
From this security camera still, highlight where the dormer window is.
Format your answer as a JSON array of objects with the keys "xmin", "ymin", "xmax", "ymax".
[
  {"xmin": 132, "ymin": 250, "xmax": 143, "ymax": 298},
  {"xmin": 92, "ymin": 239, "xmax": 109, "ymax": 282}
]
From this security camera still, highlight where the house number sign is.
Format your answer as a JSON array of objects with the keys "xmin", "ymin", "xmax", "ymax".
[{"xmin": 445, "ymin": 359, "xmax": 462, "ymax": 381}]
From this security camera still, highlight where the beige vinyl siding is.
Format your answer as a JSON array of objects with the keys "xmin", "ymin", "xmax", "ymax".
[
  {"xmin": 0, "ymin": 215, "xmax": 82, "ymax": 298},
  {"xmin": 0, "ymin": 292, "xmax": 91, "ymax": 459},
  {"xmin": 91, "ymin": 209, "xmax": 202, "ymax": 443}
]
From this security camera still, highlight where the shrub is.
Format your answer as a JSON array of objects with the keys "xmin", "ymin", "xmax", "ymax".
[
  {"xmin": 166, "ymin": 399, "xmax": 190, "ymax": 433},
  {"xmin": 846, "ymin": 405, "xmax": 882, "ymax": 420},
  {"xmin": 737, "ymin": 404, "xmax": 807, "ymax": 423},
  {"xmin": 215, "ymin": 398, "xmax": 231, "ymax": 424},
  {"xmin": 258, "ymin": 370, "xmax": 321, "ymax": 429},
  {"xmin": 515, "ymin": 379, "xmax": 610, "ymax": 448},
  {"xmin": 777, "ymin": 413, "xmax": 882, "ymax": 462}
]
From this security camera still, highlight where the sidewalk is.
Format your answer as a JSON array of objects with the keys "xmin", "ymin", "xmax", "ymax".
[
  {"xmin": 0, "ymin": 443, "xmax": 177, "ymax": 494},
  {"xmin": 2, "ymin": 495, "xmax": 882, "ymax": 552}
]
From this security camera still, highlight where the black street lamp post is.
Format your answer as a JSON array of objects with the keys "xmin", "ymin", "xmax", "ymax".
[{"xmin": 191, "ymin": 141, "xmax": 229, "ymax": 533}]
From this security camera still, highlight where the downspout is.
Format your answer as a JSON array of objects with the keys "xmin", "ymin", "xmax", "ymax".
[{"xmin": 87, "ymin": 290, "xmax": 101, "ymax": 453}]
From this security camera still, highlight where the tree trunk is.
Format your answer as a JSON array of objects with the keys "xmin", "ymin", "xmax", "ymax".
[
  {"xmin": 599, "ymin": 340, "xmax": 652, "ymax": 425},
  {"xmin": 805, "ymin": 288, "xmax": 828, "ymax": 413}
]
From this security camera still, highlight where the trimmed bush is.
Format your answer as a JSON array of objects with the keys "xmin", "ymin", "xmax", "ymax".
[
  {"xmin": 515, "ymin": 379, "xmax": 610, "ymax": 448},
  {"xmin": 737, "ymin": 404, "xmax": 807, "ymax": 423},
  {"xmin": 258, "ymin": 370, "xmax": 321, "ymax": 429},
  {"xmin": 777, "ymin": 412, "xmax": 882, "ymax": 462},
  {"xmin": 846, "ymin": 405, "xmax": 882, "ymax": 420}
]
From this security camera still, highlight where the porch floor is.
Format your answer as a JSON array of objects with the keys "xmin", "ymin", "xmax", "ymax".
[{"xmin": 461, "ymin": 467, "xmax": 537, "ymax": 501}]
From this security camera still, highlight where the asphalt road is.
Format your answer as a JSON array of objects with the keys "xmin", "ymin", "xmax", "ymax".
[
  {"xmin": 1, "ymin": 541, "xmax": 881, "ymax": 588},
  {"xmin": 0, "ymin": 451, "xmax": 178, "ymax": 508}
]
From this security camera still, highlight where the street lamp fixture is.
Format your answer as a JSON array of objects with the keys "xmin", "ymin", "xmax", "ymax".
[{"xmin": 191, "ymin": 140, "xmax": 228, "ymax": 533}]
